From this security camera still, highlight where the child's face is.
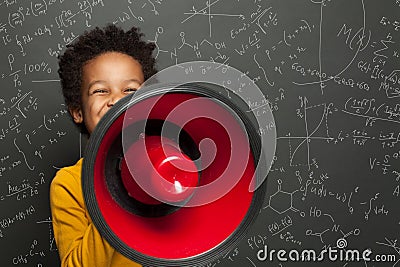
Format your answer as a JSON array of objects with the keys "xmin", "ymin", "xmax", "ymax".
[{"xmin": 70, "ymin": 52, "xmax": 145, "ymax": 134}]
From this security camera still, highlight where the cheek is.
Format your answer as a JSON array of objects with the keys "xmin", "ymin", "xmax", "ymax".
[
  {"xmin": 87, "ymin": 99, "xmax": 106, "ymax": 114},
  {"xmin": 82, "ymin": 100, "xmax": 104, "ymax": 124}
]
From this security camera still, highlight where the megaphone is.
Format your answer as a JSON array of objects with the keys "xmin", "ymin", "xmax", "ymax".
[{"xmin": 82, "ymin": 81, "xmax": 274, "ymax": 266}]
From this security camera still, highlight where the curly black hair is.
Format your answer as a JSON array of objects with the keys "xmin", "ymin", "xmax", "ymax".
[{"xmin": 58, "ymin": 24, "xmax": 157, "ymax": 134}]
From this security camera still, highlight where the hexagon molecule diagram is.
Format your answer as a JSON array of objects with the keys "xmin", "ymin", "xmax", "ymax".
[{"xmin": 264, "ymin": 179, "xmax": 304, "ymax": 217}]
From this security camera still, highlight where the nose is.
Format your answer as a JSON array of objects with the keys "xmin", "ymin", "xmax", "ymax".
[{"xmin": 107, "ymin": 91, "xmax": 125, "ymax": 107}]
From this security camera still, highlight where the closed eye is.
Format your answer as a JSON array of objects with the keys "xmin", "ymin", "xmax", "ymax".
[
  {"xmin": 124, "ymin": 88, "xmax": 138, "ymax": 93},
  {"xmin": 92, "ymin": 89, "xmax": 108, "ymax": 94}
]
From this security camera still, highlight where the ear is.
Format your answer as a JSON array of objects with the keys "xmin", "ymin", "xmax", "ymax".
[{"xmin": 69, "ymin": 107, "xmax": 83, "ymax": 124}]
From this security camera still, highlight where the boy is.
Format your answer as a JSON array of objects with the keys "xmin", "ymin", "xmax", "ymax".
[{"xmin": 50, "ymin": 24, "xmax": 157, "ymax": 267}]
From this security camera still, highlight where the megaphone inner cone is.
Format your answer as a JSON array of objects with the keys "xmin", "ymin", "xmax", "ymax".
[{"xmin": 121, "ymin": 136, "xmax": 199, "ymax": 206}]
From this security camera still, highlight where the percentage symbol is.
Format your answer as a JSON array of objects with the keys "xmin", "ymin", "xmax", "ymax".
[{"xmin": 40, "ymin": 62, "xmax": 51, "ymax": 73}]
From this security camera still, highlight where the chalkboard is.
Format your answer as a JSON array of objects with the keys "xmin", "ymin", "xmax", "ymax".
[{"xmin": 1, "ymin": 0, "xmax": 399, "ymax": 266}]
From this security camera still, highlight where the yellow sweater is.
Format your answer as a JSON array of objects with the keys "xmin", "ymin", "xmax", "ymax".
[{"xmin": 50, "ymin": 158, "xmax": 141, "ymax": 267}]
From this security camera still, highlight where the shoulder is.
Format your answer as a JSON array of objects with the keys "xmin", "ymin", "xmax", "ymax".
[
  {"xmin": 50, "ymin": 158, "xmax": 84, "ymax": 197},
  {"xmin": 55, "ymin": 158, "xmax": 83, "ymax": 179}
]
